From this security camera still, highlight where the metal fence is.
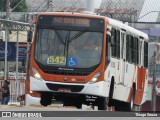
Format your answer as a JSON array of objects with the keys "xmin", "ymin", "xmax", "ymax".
[
  {"xmin": 0, "ymin": 0, "xmax": 142, "ymax": 23},
  {"xmin": 0, "ymin": 72, "xmax": 26, "ymax": 104}
]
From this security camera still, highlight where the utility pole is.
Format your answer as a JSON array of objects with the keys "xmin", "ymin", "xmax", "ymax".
[
  {"xmin": 46, "ymin": 0, "xmax": 52, "ymax": 11},
  {"xmin": 4, "ymin": 0, "xmax": 10, "ymax": 80},
  {"xmin": 87, "ymin": 0, "xmax": 95, "ymax": 12},
  {"xmin": 152, "ymin": 49, "xmax": 157, "ymax": 112},
  {"xmin": 6, "ymin": 0, "xmax": 10, "ymax": 19},
  {"xmin": 152, "ymin": 43, "xmax": 160, "ymax": 111},
  {"xmin": 47, "ymin": 0, "xmax": 50, "ymax": 9}
]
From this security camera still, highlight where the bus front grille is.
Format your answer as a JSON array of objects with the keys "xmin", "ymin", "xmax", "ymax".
[
  {"xmin": 42, "ymin": 68, "xmax": 90, "ymax": 76},
  {"xmin": 36, "ymin": 62, "xmax": 93, "ymax": 76},
  {"xmin": 46, "ymin": 83, "xmax": 84, "ymax": 92}
]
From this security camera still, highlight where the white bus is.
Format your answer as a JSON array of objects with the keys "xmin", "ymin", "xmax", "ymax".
[{"xmin": 26, "ymin": 12, "xmax": 149, "ymax": 111}]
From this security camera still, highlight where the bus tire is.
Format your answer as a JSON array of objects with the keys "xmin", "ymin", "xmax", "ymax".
[
  {"xmin": 123, "ymin": 88, "xmax": 136, "ymax": 111},
  {"xmin": 40, "ymin": 92, "xmax": 52, "ymax": 107},
  {"xmin": 115, "ymin": 87, "xmax": 136, "ymax": 111},
  {"xmin": 108, "ymin": 78, "xmax": 114, "ymax": 107},
  {"xmin": 130, "ymin": 87, "xmax": 136, "ymax": 111},
  {"xmin": 63, "ymin": 100, "xmax": 82, "ymax": 109},
  {"xmin": 75, "ymin": 102, "xmax": 82, "ymax": 109},
  {"xmin": 97, "ymin": 97, "xmax": 108, "ymax": 110},
  {"xmin": 114, "ymin": 101, "xmax": 129, "ymax": 111}
]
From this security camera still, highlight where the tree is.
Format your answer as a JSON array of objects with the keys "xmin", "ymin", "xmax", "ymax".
[
  {"xmin": 0, "ymin": 0, "xmax": 28, "ymax": 12},
  {"xmin": 0, "ymin": 0, "xmax": 6, "ymax": 12},
  {"xmin": 10, "ymin": 0, "xmax": 28, "ymax": 12}
]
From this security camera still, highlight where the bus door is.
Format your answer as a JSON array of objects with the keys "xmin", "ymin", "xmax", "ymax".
[
  {"xmin": 120, "ymin": 30, "xmax": 126, "ymax": 85},
  {"xmin": 137, "ymin": 37, "xmax": 144, "ymax": 91},
  {"xmin": 139, "ymin": 37, "xmax": 143, "ymax": 67}
]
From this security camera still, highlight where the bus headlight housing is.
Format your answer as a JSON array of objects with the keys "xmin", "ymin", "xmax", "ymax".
[
  {"xmin": 89, "ymin": 72, "xmax": 101, "ymax": 84},
  {"xmin": 32, "ymin": 67, "xmax": 42, "ymax": 80}
]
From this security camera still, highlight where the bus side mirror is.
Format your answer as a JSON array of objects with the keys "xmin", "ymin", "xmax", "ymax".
[
  {"xmin": 105, "ymin": 34, "xmax": 111, "ymax": 68},
  {"xmin": 107, "ymin": 31, "xmax": 114, "ymax": 47},
  {"xmin": 107, "ymin": 35, "xmax": 111, "ymax": 43},
  {"xmin": 107, "ymin": 35, "xmax": 114, "ymax": 47}
]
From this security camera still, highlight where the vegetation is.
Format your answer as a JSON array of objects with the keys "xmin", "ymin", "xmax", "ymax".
[{"xmin": 0, "ymin": 0, "xmax": 28, "ymax": 12}]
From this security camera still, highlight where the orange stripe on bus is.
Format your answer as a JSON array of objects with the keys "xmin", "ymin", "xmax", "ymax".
[
  {"xmin": 134, "ymin": 67, "xmax": 146, "ymax": 105},
  {"xmin": 127, "ymin": 66, "xmax": 136, "ymax": 103}
]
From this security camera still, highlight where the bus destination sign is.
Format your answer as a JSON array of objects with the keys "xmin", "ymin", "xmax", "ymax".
[
  {"xmin": 38, "ymin": 15, "xmax": 104, "ymax": 30},
  {"xmin": 53, "ymin": 17, "xmax": 90, "ymax": 27}
]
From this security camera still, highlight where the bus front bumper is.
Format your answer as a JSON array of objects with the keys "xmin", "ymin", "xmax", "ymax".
[{"xmin": 30, "ymin": 77, "xmax": 110, "ymax": 97}]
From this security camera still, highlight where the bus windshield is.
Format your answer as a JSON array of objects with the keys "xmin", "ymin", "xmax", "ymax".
[{"xmin": 34, "ymin": 29, "xmax": 103, "ymax": 68}]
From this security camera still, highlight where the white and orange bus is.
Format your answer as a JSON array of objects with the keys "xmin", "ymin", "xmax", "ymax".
[{"xmin": 25, "ymin": 12, "xmax": 149, "ymax": 111}]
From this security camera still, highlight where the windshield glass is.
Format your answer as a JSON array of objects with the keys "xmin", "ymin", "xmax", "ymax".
[{"xmin": 35, "ymin": 29, "xmax": 103, "ymax": 68}]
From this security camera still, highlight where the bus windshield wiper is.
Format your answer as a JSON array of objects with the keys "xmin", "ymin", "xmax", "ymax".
[
  {"xmin": 55, "ymin": 30, "xmax": 65, "ymax": 45},
  {"xmin": 64, "ymin": 32, "xmax": 70, "ymax": 55},
  {"xmin": 69, "ymin": 30, "xmax": 87, "ymax": 42}
]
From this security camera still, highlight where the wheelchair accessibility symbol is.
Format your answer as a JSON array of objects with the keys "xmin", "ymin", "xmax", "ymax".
[{"xmin": 68, "ymin": 57, "xmax": 77, "ymax": 67}]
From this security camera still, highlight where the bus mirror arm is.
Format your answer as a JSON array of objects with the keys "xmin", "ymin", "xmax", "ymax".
[
  {"xmin": 107, "ymin": 35, "xmax": 111, "ymax": 42},
  {"xmin": 105, "ymin": 57, "xmax": 110, "ymax": 69},
  {"xmin": 110, "ymin": 38, "xmax": 114, "ymax": 47},
  {"xmin": 107, "ymin": 35, "xmax": 113, "ymax": 47}
]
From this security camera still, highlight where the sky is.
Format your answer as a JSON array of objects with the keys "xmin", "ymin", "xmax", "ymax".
[
  {"xmin": 94, "ymin": 0, "xmax": 102, "ymax": 9},
  {"xmin": 138, "ymin": 0, "xmax": 160, "ymax": 22}
]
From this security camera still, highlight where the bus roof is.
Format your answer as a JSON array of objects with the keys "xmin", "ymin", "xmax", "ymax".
[
  {"xmin": 108, "ymin": 17, "xmax": 149, "ymax": 41},
  {"xmin": 37, "ymin": 12, "xmax": 149, "ymax": 42},
  {"xmin": 37, "ymin": 12, "xmax": 105, "ymax": 19}
]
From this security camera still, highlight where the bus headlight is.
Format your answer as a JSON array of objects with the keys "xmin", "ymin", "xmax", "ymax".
[
  {"xmin": 89, "ymin": 72, "xmax": 101, "ymax": 84},
  {"xmin": 32, "ymin": 67, "xmax": 42, "ymax": 79}
]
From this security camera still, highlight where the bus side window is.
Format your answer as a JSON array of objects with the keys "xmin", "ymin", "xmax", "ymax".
[
  {"xmin": 126, "ymin": 34, "xmax": 129, "ymax": 62},
  {"xmin": 107, "ymin": 33, "xmax": 111, "ymax": 58},
  {"xmin": 144, "ymin": 41, "xmax": 148, "ymax": 68},
  {"xmin": 134, "ymin": 37, "xmax": 139, "ymax": 64},
  {"xmin": 126, "ymin": 34, "xmax": 132, "ymax": 63},
  {"xmin": 130, "ymin": 35, "xmax": 134, "ymax": 63},
  {"xmin": 116, "ymin": 30, "xmax": 120, "ymax": 58},
  {"xmin": 111, "ymin": 28, "xmax": 117, "ymax": 58},
  {"xmin": 139, "ymin": 38, "xmax": 143, "ymax": 66}
]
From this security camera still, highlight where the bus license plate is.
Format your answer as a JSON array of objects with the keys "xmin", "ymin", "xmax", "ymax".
[{"xmin": 58, "ymin": 88, "xmax": 71, "ymax": 93}]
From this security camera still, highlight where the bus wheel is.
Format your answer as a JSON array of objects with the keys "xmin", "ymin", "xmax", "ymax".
[
  {"xmin": 97, "ymin": 97, "xmax": 108, "ymax": 110},
  {"xmin": 114, "ymin": 101, "xmax": 129, "ymax": 111},
  {"xmin": 129, "ymin": 88, "xmax": 136, "ymax": 111},
  {"xmin": 129, "ymin": 92, "xmax": 134, "ymax": 111},
  {"xmin": 40, "ymin": 92, "xmax": 52, "ymax": 107},
  {"xmin": 63, "ymin": 100, "xmax": 82, "ymax": 109},
  {"xmin": 115, "ymin": 89, "xmax": 135, "ymax": 111},
  {"xmin": 75, "ymin": 102, "xmax": 82, "ymax": 109}
]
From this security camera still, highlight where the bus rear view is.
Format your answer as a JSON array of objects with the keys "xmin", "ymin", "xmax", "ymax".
[{"xmin": 28, "ymin": 12, "xmax": 108, "ymax": 110}]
